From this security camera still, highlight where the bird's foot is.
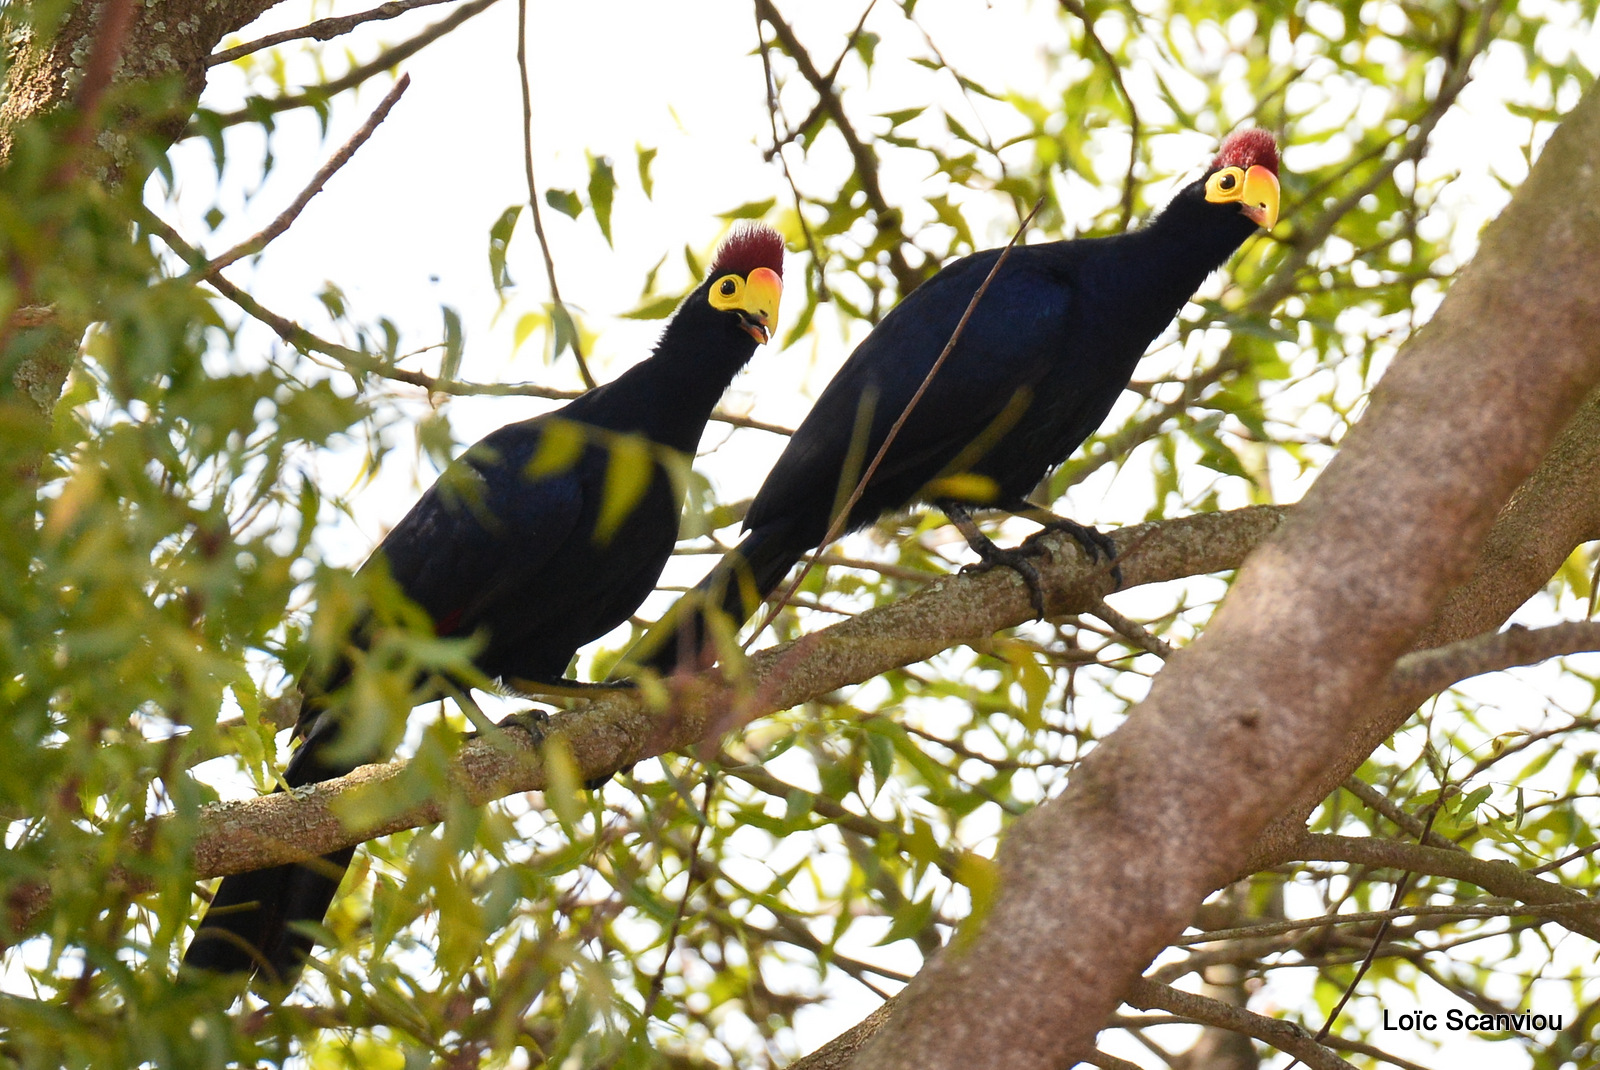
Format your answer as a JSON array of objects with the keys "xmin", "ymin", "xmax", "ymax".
[
  {"xmin": 961, "ymin": 537, "xmax": 1052, "ymax": 620},
  {"xmin": 1030, "ymin": 518, "xmax": 1122, "ymax": 588},
  {"xmin": 493, "ymin": 708, "xmax": 550, "ymax": 746},
  {"xmin": 492, "ymin": 709, "xmax": 617, "ymax": 790}
]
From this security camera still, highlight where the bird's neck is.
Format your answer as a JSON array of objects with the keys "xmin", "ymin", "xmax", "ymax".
[
  {"xmin": 566, "ymin": 312, "xmax": 754, "ymax": 454},
  {"xmin": 1111, "ymin": 190, "xmax": 1259, "ymax": 308}
]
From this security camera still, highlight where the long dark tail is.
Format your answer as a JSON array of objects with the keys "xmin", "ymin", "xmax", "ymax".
[
  {"xmin": 182, "ymin": 712, "xmax": 360, "ymax": 984},
  {"xmin": 625, "ymin": 525, "xmax": 803, "ymax": 676}
]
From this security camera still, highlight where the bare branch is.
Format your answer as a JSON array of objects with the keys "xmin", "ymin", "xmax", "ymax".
[
  {"xmin": 203, "ymin": 75, "xmax": 412, "ymax": 273},
  {"xmin": 201, "ymin": 0, "xmax": 501, "ymax": 130},
  {"xmin": 208, "ymin": 0, "xmax": 462, "ymax": 66},
  {"xmin": 1124, "ymin": 979, "xmax": 1358, "ymax": 1070},
  {"xmin": 516, "ymin": 0, "xmax": 595, "ymax": 389},
  {"xmin": 1056, "ymin": 0, "xmax": 1140, "ymax": 229},
  {"xmin": 1387, "ymin": 621, "xmax": 1600, "ymax": 705}
]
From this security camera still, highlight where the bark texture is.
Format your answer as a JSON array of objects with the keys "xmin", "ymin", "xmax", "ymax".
[
  {"xmin": 844, "ymin": 81, "xmax": 1600, "ymax": 1070},
  {"xmin": 1, "ymin": 0, "xmax": 287, "ymax": 414}
]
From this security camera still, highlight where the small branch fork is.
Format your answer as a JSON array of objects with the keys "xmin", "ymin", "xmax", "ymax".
[{"xmin": 754, "ymin": 0, "xmax": 923, "ymax": 297}]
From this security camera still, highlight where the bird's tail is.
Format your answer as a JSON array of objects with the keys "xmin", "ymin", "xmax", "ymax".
[
  {"xmin": 624, "ymin": 526, "xmax": 802, "ymax": 676},
  {"xmin": 182, "ymin": 711, "xmax": 362, "ymax": 984}
]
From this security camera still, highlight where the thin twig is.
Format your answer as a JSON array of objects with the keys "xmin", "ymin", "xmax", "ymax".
[
  {"xmin": 755, "ymin": 0, "xmax": 922, "ymax": 296},
  {"xmin": 1341, "ymin": 777, "xmax": 1455, "ymax": 849},
  {"xmin": 641, "ymin": 772, "xmax": 715, "ymax": 1022},
  {"xmin": 201, "ymin": 0, "xmax": 501, "ymax": 130},
  {"xmin": 1056, "ymin": 0, "xmax": 1140, "ymax": 229},
  {"xmin": 203, "ymin": 75, "xmax": 411, "ymax": 273},
  {"xmin": 1125, "ymin": 978, "xmax": 1357, "ymax": 1070},
  {"xmin": 1088, "ymin": 597, "xmax": 1173, "ymax": 659},
  {"xmin": 1297, "ymin": 807, "xmax": 1442, "ymax": 1066},
  {"xmin": 516, "ymin": 0, "xmax": 595, "ymax": 389},
  {"xmin": 754, "ymin": 2, "xmax": 836, "ymax": 302},
  {"xmin": 208, "ymin": 0, "xmax": 462, "ymax": 66},
  {"xmin": 741, "ymin": 196, "xmax": 1047, "ymax": 653}
]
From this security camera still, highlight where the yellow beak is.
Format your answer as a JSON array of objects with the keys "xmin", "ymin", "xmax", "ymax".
[
  {"xmin": 1239, "ymin": 165, "xmax": 1280, "ymax": 231},
  {"xmin": 737, "ymin": 266, "xmax": 782, "ymax": 344}
]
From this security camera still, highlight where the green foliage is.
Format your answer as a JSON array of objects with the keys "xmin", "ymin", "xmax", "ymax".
[{"xmin": 3, "ymin": 0, "xmax": 1600, "ymax": 1067}]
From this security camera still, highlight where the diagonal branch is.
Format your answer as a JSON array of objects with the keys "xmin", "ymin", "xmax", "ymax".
[
  {"xmin": 203, "ymin": 75, "xmax": 411, "ymax": 273},
  {"xmin": 754, "ymin": 0, "xmax": 923, "ymax": 296},
  {"xmin": 1124, "ymin": 979, "xmax": 1357, "ymax": 1070},
  {"xmin": 8, "ymin": 504, "xmax": 1289, "ymax": 934},
  {"xmin": 200, "ymin": 0, "xmax": 501, "ymax": 131},
  {"xmin": 208, "ymin": 0, "xmax": 462, "ymax": 66}
]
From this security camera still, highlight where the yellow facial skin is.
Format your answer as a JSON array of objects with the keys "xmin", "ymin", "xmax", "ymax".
[
  {"xmin": 1204, "ymin": 164, "xmax": 1280, "ymax": 230},
  {"xmin": 707, "ymin": 265, "xmax": 782, "ymax": 343}
]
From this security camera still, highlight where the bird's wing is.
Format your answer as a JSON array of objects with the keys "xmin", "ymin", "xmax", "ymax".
[
  {"xmin": 373, "ymin": 421, "xmax": 590, "ymax": 638},
  {"xmin": 748, "ymin": 249, "xmax": 1074, "ymax": 531}
]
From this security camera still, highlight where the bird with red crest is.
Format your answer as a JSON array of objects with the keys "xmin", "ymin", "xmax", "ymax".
[
  {"xmin": 185, "ymin": 224, "xmax": 785, "ymax": 984},
  {"xmin": 632, "ymin": 130, "xmax": 1280, "ymax": 672}
]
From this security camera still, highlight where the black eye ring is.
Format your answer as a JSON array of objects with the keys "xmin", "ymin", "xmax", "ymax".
[
  {"xmin": 1218, "ymin": 172, "xmax": 1237, "ymax": 191},
  {"xmin": 720, "ymin": 279, "xmax": 738, "ymax": 296}
]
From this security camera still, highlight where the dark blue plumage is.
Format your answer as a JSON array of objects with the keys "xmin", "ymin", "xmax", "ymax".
[
  {"xmin": 185, "ymin": 225, "xmax": 785, "ymax": 982},
  {"xmin": 638, "ymin": 131, "xmax": 1279, "ymax": 671}
]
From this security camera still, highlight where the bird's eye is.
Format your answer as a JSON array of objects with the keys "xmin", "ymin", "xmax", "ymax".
[
  {"xmin": 1218, "ymin": 173, "xmax": 1237, "ymax": 191},
  {"xmin": 720, "ymin": 279, "xmax": 738, "ymax": 296}
]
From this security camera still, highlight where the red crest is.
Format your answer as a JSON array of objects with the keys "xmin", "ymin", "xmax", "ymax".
[
  {"xmin": 1211, "ymin": 129, "xmax": 1280, "ymax": 176},
  {"xmin": 710, "ymin": 223, "xmax": 785, "ymax": 279}
]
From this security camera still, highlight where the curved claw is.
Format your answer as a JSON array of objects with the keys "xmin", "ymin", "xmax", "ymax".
[
  {"xmin": 963, "ymin": 540, "xmax": 1050, "ymax": 620},
  {"xmin": 494, "ymin": 708, "xmax": 550, "ymax": 746},
  {"xmin": 1032, "ymin": 519, "xmax": 1123, "ymax": 589}
]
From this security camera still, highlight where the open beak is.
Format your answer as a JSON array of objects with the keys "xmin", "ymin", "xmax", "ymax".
[
  {"xmin": 737, "ymin": 266, "xmax": 782, "ymax": 344},
  {"xmin": 1239, "ymin": 165, "xmax": 1280, "ymax": 230}
]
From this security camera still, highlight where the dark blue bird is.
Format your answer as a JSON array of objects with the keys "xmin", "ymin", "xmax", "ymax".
[
  {"xmin": 635, "ymin": 131, "xmax": 1279, "ymax": 672},
  {"xmin": 184, "ymin": 225, "xmax": 785, "ymax": 982}
]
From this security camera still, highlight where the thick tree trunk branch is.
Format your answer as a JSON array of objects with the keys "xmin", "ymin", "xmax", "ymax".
[
  {"xmin": 0, "ymin": 0, "xmax": 292, "ymax": 415},
  {"xmin": 843, "ymin": 81, "xmax": 1600, "ymax": 1070}
]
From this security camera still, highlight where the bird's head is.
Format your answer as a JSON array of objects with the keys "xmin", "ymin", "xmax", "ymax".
[
  {"xmin": 705, "ymin": 223, "xmax": 785, "ymax": 344},
  {"xmin": 1203, "ymin": 128, "xmax": 1281, "ymax": 231}
]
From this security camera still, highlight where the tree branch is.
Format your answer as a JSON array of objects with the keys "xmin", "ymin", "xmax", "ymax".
[
  {"xmin": 1124, "ymin": 979, "xmax": 1358, "ymax": 1070},
  {"xmin": 203, "ymin": 74, "xmax": 411, "ymax": 273},
  {"xmin": 1386, "ymin": 620, "xmax": 1600, "ymax": 706},
  {"xmin": 754, "ymin": 0, "xmax": 923, "ymax": 296},
  {"xmin": 208, "ymin": 0, "xmax": 463, "ymax": 66},
  {"xmin": 8, "ymin": 505, "xmax": 1290, "ymax": 933},
  {"xmin": 201, "ymin": 0, "xmax": 501, "ymax": 131}
]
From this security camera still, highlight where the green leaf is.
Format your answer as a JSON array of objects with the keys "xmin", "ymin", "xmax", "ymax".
[
  {"xmin": 545, "ymin": 187, "xmax": 582, "ymax": 219},
  {"xmin": 587, "ymin": 154, "xmax": 616, "ymax": 245},
  {"xmin": 621, "ymin": 294, "xmax": 682, "ymax": 320},
  {"xmin": 595, "ymin": 434, "xmax": 656, "ymax": 543},
  {"xmin": 488, "ymin": 204, "xmax": 521, "ymax": 293},
  {"xmin": 718, "ymin": 198, "xmax": 776, "ymax": 220},
  {"xmin": 636, "ymin": 144, "xmax": 657, "ymax": 199},
  {"xmin": 439, "ymin": 305, "xmax": 463, "ymax": 382}
]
